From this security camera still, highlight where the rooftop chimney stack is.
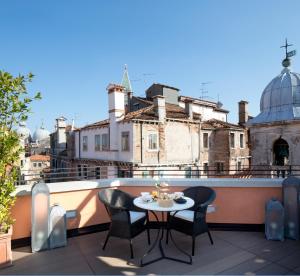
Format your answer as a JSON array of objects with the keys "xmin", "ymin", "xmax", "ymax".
[
  {"xmin": 185, "ymin": 100, "xmax": 194, "ymax": 119},
  {"xmin": 153, "ymin": 95, "xmax": 166, "ymax": 122},
  {"xmin": 238, "ymin": 100, "xmax": 249, "ymax": 125},
  {"xmin": 107, "ymin": 84, "xmax": 125, "ymax": 122},
  {"xmin": 55, "ymin": 116, "xmax": 67, "ymax": 153},
  {"xmin": 107, "ymin": 84, "xmax": 125, "ymax": 150}
]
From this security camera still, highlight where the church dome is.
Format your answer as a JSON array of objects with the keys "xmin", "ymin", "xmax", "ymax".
[
  {"xmin": 16, "ymin": 122, "xmax": 31, "ymax": 139},
  {"xmin": 33, "ymin": 125, "xmax": 50, "ymax": 142},
  {"xmin": 249, "ymin": 66, "xmax": 300, "ymax": 124}
]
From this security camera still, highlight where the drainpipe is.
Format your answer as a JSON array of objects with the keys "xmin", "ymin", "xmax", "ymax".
[
  {"xmin": 190, "ymin": 124, "xmax": 193, "ymax": 163},
  {"xmin": 198, "ymin": 116, "xmax": 202, "ymax": 165},
  {"xmin": 140, "ymin": 123, "xmax": 143, "ymax": 164},
  {"xmin": 79, "ymin": 130, "xmax": 81, "ymax": 159}
]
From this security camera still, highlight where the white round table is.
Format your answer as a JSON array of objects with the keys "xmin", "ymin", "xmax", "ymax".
[{"xmin": 133, "ymin": 196, "xmax": 194, "ymax": 266}]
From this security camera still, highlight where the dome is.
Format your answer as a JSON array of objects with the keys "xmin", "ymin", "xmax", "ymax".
[
  {"xmin": 16, "ymin": 122, "xmax": 31, "ymax": 139},
  {"xmin": 249, "ymin": 66, "xmax": 300, "ymax": 125},
  {"xmin": 33, "ymin": 126, "xmax": 50, "ymax": 142}
]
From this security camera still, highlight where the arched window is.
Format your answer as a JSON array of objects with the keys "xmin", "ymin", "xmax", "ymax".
[{"xmin": 273, "ymin": 138, "xmax": 289, "ymax": 166}]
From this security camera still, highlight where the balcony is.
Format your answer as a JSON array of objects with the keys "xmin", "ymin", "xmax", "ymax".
[{"xmin": 3, "ymin": 177, "xmax": 300, "ymax": 275}]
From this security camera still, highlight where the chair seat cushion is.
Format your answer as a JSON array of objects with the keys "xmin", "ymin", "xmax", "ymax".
[
  {"xmin": 129, "ymin": 211, "xmax": 146, "ymax": 223},
  {"xmin": 170, "ymin": 205, "xmax": 216, "ymax": 222},
  {"xmin": 170, "ymin": 210, "xmax": 194, "ymax": 222}
]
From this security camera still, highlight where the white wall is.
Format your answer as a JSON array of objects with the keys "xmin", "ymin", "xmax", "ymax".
[
  {"xmin": 165, "ymin": 122, "xmax": 199, "ymax": 163},
  {"xmin": 179, "ymin": 102, "xmax": 227, "ymax": 121},
  {"xmin": 75, "ymin": 122, "xmax": 134, "ymax": 162}
]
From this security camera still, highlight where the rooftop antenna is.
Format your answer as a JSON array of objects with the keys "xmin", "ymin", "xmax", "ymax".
[
  {"xmin": 200, "ymin": 82, "xmax": 212, "ymax": 100},
  {"xmin": 281, "ymin": 38, "xmax": 296, "ymax": 67},
  {"xmin": 131, "ymin": 73, "xmax": 155, "ymax": 93}
]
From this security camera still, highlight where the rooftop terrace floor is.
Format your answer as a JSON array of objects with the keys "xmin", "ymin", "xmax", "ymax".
[{"xmin": 2, "ymin": 230, "xmax": 300, "ymax": 275}]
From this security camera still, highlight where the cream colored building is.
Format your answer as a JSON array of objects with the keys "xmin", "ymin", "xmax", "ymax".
[{"xmin": 72, "ymin": 68, "xmax": 250, "ymax": 178}]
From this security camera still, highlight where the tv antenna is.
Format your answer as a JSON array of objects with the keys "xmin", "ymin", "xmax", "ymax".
[
  {"xmin": 131, "ymin": 73, "xmax": 155, "ymax": 86},
  {"xmin": 200, "ymin": 82, "xmax": 212, "ymax": 100}
]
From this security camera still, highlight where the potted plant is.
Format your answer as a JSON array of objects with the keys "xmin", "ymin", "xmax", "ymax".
[{"xmin": 0, "ymin": 71, "xmax": 41, "ymax": 267}]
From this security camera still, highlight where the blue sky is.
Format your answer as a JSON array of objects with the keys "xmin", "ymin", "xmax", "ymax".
[{"xmin": 1, "ymin": 0, "xmax": 300, "ymax": 132}]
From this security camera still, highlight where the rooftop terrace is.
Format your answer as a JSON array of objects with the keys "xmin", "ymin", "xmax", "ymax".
[{"xmin": 3, "ymin": 177, "xmax": 300, "ymax": 275}]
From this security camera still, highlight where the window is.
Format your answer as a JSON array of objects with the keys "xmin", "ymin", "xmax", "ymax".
[
  {"xmin": 121, "ymin": 132, "xmax": 130, "ymax": 151},
  {"xmin": 203, "ymin": 133, "xmax": 209, "ymax": 148},
  {"xmin": 240, "ymin": 133, "xmax": 244, "ymax": 148},
  {"xmin": 216, "ymin": 162, "xmax": 224, "ymax": 173},
  {"xmin": 38, "ymin": 163, "xmax": 42, "ymax": 167},
  {"xmin": 101, "ymin": 133, "xmax": 109, "ymax": 150},
  {"xmin": 82, "ymin": 136, "xmax": 88, "ymax": 151},
  {"xmin": 83, "ymin": 165, "xmax": 88, "ymax": 179},
  {"xmin": 185, "ymin": 167, "xmax": 192, "ymax": 178},
  {"xmin": 96, "ymin": 167, "xmax": 100, "ymax": 179},
  {"xmin": 95, "ymin": 135, "xmax": 101, "ymax": 151},
  {"xmin": 237, "ymin": 161, "xmax": 242, "ymax": 171},
  {"xmin": 33, "ymin": 162, "xmax": 37, "ymax": 168},
  {"xmin": 148, "ymin": 133, "xmax": 158, "ymax": 150},
  {"xmin": 203, "ymin": 162, "xmax": 209, "ymax": 174},
  {"xmin": 77, "ymin": 165, "xmax": 82, "ymax": 177},
  {"xmin": 230, "ymin": 133, "xmax": 235, "ymax": 148},
  {"xmin": 21, "ymin": 160, "xmax": 24, "ymax": 167}
]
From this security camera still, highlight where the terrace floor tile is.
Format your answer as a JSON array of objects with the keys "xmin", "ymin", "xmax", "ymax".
[{"xmin": 2, "ymin": 230, "xmax": 300, "ymax": 275}]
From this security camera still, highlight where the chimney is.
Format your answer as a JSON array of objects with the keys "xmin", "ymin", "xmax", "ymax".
[
  {"xmin": 153, "ymin": 95, "xmax": 166, "ymax": 122},
  {"xmin": 107, "ymin": 84, "xmax": 125, "ymax": 122},
  {"xmin": 185, "ymin": 100, "xmax": 194, "ymax": 119},
  {"xmin": 107, "ymin": 84, "xmax": 125, "ymax": 150},
  {"xmin": 238, "ymin": 100, "xmax": 249, "ymax": 125},
  {"xmin": 56, "ymin": 116, "xmax": 67, "ymax": 150}
]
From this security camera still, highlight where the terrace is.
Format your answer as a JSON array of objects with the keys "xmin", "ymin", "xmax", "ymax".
[{"xmin": 2, "ymin": 177, "xmax": 300, "ymax": 275}]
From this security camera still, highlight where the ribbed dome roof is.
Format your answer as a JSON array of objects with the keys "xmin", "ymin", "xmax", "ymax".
[
  {"xmin": 249, "ymin": 67, "xmax": 300, "ymax": 124},
  {"xmin": 33, "ymin": 126, "xmax": 50, "ymax": 142},
  {"xmin": 16, "ymin": 122, "xmax": 31, "ymax": 139}
]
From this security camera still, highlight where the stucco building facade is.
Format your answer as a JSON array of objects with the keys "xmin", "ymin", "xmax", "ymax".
[{"xmin": 70, "ymin": 68, "xmax": 250, "ymax": 179}]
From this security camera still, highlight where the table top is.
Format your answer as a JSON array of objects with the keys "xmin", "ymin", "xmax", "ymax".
[{"xmin": 133, "ymin": 196, "xmax": 194, "ymax": 212}]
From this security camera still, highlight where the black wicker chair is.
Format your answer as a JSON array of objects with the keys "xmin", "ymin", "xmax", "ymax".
[
  {"xmin": 166, "ymin": 186, "xmax": 216, "ymax": 256},
  {"xmin": 98, "ymin": 188, "xmax": 150, "ymax": 259}
]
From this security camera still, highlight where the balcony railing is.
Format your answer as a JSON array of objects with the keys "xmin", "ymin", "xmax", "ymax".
[{"xmin": 16, "ymin": 164, "xmax": 299, "ymax": 186}]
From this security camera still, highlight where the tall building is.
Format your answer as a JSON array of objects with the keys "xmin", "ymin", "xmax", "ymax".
[{"xmin": 72, "ymin": 66, "xmax": 250, "ymax": 178}]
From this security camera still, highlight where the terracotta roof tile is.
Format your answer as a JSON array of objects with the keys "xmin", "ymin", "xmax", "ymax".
[
  {"xmin": 124, "ymin": 105, "xmax": 156, "ymax": 121},
  {"xmin": 80, "ymin": 119, "xmax": 110, "ymax": 130},
  {"xmin": 204, "ymin": 119, "xmax": 244, "ymax": 129},
  {"xmin": 30, "ymin": 155, "xmax": 50, "ymax": 162}
]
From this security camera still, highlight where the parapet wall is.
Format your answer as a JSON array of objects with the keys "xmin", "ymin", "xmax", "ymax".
[{"xmin": 12, "ymin": 178, "xmax": 283, "ymax": 240}]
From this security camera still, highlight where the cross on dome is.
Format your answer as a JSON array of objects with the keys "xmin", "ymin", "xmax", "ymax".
[{"xmin": 280, "ymin": 38, "xmax": 297, "ymax": 68}]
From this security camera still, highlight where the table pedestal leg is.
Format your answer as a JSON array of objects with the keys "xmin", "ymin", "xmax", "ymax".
[{"xmin": 140, "ymin": 211, "xmax": 192, "ymax": 267}]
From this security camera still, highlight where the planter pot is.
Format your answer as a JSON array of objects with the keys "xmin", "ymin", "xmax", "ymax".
[{"xmin": 0, "ymin": 227, "xmax": 12, "ymax": 268}]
